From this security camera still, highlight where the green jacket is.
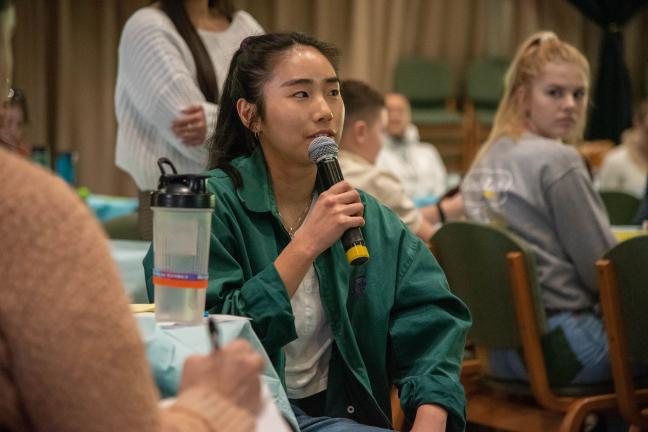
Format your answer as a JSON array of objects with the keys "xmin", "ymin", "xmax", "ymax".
[{"xmin": 144, "ymin": 149, "xmax": 471, "ymax": 431}]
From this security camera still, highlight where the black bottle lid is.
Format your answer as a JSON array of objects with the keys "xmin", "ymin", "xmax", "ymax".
[{"xmin": 150, "ymin": 158, "xmax": 215, "ymax": 209}]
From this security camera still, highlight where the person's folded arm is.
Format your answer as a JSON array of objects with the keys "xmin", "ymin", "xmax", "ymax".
[{"xmin": 118, "ymin": 10, "xmax": 217, "ymax": 159}]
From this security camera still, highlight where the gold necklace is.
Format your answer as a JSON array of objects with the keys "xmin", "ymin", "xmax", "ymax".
[{"xmin": 279, "ymin": 196, "xmax": 312, "ymax": 238}]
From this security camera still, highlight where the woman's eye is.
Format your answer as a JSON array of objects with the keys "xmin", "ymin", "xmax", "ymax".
[
  {"xmin": 547, "ymin": 88, "xmax": 562, "ymax": 98},
  {"xmin": 574, "ymin": 89, "xmax": 586, "ymax": 100}
]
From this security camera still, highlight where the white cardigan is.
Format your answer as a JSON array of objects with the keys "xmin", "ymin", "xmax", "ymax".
[{"xmin": 115, "ymin": 7, "xmax": 263, "ymax": 190}]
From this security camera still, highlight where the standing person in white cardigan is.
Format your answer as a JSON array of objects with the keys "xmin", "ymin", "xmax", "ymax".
[{"xmin": 115, "ymin": 0, "xmax": 262, "ymax": 238}]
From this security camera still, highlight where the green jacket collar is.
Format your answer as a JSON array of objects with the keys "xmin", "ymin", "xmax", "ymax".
[{"xmin": 231, "ymin": 148, "xmax": 276, "ymax": 214}]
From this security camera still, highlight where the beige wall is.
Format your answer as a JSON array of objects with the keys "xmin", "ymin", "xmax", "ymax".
[{"xmin": 12, "ymin": 0, "xmax": 648, "ymax": 195}]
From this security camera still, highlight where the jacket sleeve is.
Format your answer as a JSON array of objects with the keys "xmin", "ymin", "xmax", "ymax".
[
  {"xmin": 143, "ymin": 209, "xmax": 298, "ymax": 355},
  {"xmin": 388, "ymin": 235, "xmax": 472, "ymax": 432},
  {"xmin": 117, "ymin": 10, "xmax": 217, "ymax": 159}
]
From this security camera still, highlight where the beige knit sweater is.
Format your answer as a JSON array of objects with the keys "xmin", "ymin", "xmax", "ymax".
[{"xmin": 0, "ymin": 148, "xmax": 254, "ymax": 431}]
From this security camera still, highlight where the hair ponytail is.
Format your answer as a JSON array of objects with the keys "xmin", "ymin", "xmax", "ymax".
[{"xmin": 159, "ymin": 0, "xmax": 225, "ymax": 104}]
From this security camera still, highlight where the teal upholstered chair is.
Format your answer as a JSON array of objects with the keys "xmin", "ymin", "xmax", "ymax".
[
  {"xmin": 393, "ymin": 57, "xmax": 462, "ymax": 125},
  {"xmin": 102, "ymin": 213, "xmax": 141, "ymax": 241},
  {"xmin": 599, "ymin": 191, "xmax": 641, "ymax": 226},
  {"xmin": 430, "ymin": 221, "xmax": 620, "ymax": 432},
  {"xmin": 462, "ymin": 57, "xmax": 509, "ymax": 168},
  {"xmin": 598, "ymin": 236, "xmax": 648, "ymax": 430},
  {"xmin": 393, "ymin": 57, "xmax": 467, "ymax": 172},
  {"xmin": 464, "ymin": 57, "xmax": 509, "ymax": 125}
]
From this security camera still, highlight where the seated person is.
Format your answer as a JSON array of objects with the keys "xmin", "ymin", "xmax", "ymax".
[
  {"xmin": 597, "ymin": 100, "xmax": 648, "ymax": 198},
  {"xmin": 145, "ymin": 32, "xmax": 471, "ymax": 431},
  {"xmin": 376, "ymin": 92, "xmax": 447, "ymax": 201},
  {"xmin": 337, "ymin": 79, "xmax": 437, "ymax": 241},
  {"xmin": 0, "ymin": 96, "xmax": 266, "ymax": 432},
  {"xmin": 463, "ymin": 31, "xmax": 625, "ymax": 385},
  {"xmin": 0, "ymin": 2, "xmax": 264, "ymax": 430}
]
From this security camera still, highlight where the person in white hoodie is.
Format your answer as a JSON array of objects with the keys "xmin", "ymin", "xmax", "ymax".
[
  {"xmin": 376, "ymin": 92, "xmax": 448, "ymax": 202},
  {"xmin": 115, "ymin": 0, "xmax": 262, "ymax": 238}
]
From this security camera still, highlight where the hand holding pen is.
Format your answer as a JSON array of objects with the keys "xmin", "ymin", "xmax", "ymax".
[
  {"xmin": 208, "ymin": 316, "xmax": 220, "ymax": 350},
  {"xmin": 178, "ymin": 318, "xmax": 265, "ymax": 414}
]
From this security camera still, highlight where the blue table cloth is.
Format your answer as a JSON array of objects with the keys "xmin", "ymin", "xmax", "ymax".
[
  {"xmin": 135, "ymin": 313, "xmax": 298, "ymax": 431},
  {"xmin": 110, "ymin": 240, "xmax": 151, "ymax": 303},
  {"xmin": 87, "ymin": 194, "xmax": 138, "ymax": 222}
]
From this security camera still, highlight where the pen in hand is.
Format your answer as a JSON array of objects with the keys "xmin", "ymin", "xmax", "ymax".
[{"xmin": 208, "ymin": 317, "xmax": 220, "ymax": 350}]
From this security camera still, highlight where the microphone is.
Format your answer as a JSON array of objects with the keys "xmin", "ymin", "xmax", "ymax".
[{"xmin": 308, "ymin": 136, "xmax": 369, "ymax": 266}]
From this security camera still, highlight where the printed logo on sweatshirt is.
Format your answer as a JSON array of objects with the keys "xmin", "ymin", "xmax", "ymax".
[{"xmin": 462, "ymin": 168, "xmax": 513, "ymax": 222}]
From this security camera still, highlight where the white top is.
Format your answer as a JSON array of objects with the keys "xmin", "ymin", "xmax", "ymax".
[
  {"xmin": 115, "ymin": 7, "xmax": 263, "ymax": 190},
  {"xmin": 338, "ymin": 149, "xmax": 423, "ymax": 233},
  {"xmin": 283, "ymin": 265, "xmax": 332, "ymax": 399},
  {"xmin": 597, "ymin": 143, "xmax": 647, "ymax": 198},
  {"xmin": 376, "ymin": 124, "xmax": 448, "ymax": 200}
]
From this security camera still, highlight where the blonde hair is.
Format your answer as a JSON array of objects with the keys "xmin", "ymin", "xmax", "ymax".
[{"xmin": 471, "ymin": 31, "xmax": 590, "ymax": 167}]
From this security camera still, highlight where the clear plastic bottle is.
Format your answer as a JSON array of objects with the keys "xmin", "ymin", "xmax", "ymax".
[{"xmin": 151, "ymin": 158, "xmax": 214, "ymax": 325}]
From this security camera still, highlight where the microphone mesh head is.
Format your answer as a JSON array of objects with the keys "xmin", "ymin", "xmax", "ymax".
[{"xmin": 308, "ymin": 136, "xmax": 338, "ymax": 163}]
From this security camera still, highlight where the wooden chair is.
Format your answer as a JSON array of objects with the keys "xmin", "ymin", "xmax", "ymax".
[
  {"xmin": 598, "ymin": 236, "xmax": 648, "ymax": 431},
  {"xmin": 577, "ymin": 140, "xmax": 614, "ymax": 175},
  {"xmin": 599, "ymin": 191, "xmax": 641, "ymax": 226},
  {"xmin": 430, "ymin": 221, "xmax": 620, "ymax": 432}
]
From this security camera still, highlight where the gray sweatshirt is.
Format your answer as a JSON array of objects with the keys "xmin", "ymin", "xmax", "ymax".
[{"xmin": 462, "ymin": 133, "xmax": 616, "ymax": 311}]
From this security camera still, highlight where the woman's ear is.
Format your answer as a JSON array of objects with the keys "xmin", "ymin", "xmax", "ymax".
[{"xmin": 236, "ymin": 98, "xmax": 258, "ymax": 132}]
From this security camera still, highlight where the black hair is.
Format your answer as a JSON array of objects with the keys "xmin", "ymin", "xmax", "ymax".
[
  {"xmin": 208, "ymin": 32, "xmax": 340, "ymax": 187},
  {"xmin": 158, "ymin": 0, "xmax": 235, "ymax": 103},
  {"xmin": 340, "ymin": 80, "xmax": 384, "ymax": 125}
]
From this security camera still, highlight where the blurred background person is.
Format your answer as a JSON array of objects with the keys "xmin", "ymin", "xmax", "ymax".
[
  {"xmin": 376, "ymin": 92, "xmax": 448, "ymax": 203},
  {"xmin": 115, "ymin": 0, "xmax": 262, "ymax": 238},
  {"xmin": 597, "ymin": 100, "xmax": 648, "ymax": 198},
  {"xmin": 339, "ymin": 79, "xmax": 464, "ymax": 242},
  {"xmin": 0, "ymin": 87, "xmax": 29, "ymax": 156},
  {"xmin": 338, "ymin": 80, "xmax": 437, "ymax": 241}
]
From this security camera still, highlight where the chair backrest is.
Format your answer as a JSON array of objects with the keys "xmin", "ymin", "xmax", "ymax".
[
  {"xmin": 102, "ymin": 213, "xmax": 141, "ymax": 240},
  {"xmin": 393, "ymin": 57, "xmax": 454, "ymax": 108},
  {"xmin": 598, "ymin": 235, "xmax": 648, "ymax": 428},
  {"xmin": 600, "ymin": 236, "xmax": 648, "ymax": 364},
  {"xmin": 599, "ymin": 191, "xmax": 641, "ymax": 225},
  {"xmin": 431, "ymin": 221, "xmax": 546, "ymax": 348},
  {"xmin": 465, "ymin": 57, "xmax": 509, "ymax": 110}
]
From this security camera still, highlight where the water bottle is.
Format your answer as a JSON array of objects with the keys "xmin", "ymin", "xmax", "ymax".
[
  {"xmin": 151, "ymin": 158, "xmax": 215, "ymax": 325},
  {"xmin": 55, "ymin": 151, "xmax": 76, "ymax": 185}
]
